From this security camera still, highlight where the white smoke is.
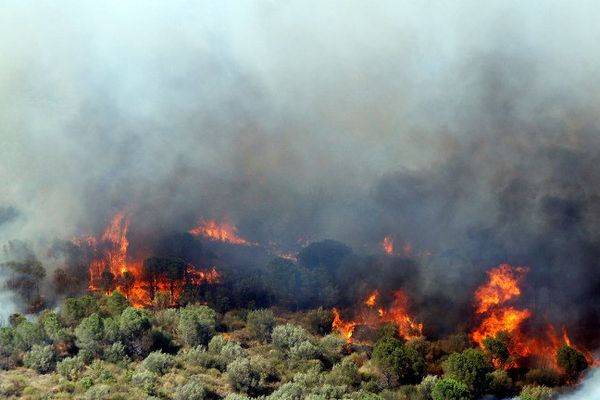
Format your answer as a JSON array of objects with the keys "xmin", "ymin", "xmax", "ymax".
[{"xmin": 560, "ymin": 369, "xmax": 600, "ymax": 399}]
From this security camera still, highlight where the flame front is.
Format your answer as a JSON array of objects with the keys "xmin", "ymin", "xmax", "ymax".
[
  {"xmin": 189, "ymin": 218, "xmax": 250, "ymax": 245},
  {"xmin": 332, "ymin": 308, "xmax": 358, "ymax": 340}
]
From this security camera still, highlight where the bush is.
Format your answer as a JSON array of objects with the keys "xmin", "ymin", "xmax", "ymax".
[
  {"xmin": 57, "ymin": 356, "xmax": 85, "ymax": 380},
  {"xmin": 175, "ymin": 380, "xmax": 209, "ymax": 400},
  {"xmin": 60, "ymin": 296, "xmax": 100, "ymax": 328},
  {"xmin": 141, "ymin": 350, "xmax": 175, "ymax": 375},
  {"xmin": 488, "ymin": 369, "xmax": 513, "ymax": 396},
  {"xmin": 557, "ymin": 345, "xmax": 588, "ymax": 381},
  {"xmin": 372, "ymin": 336, "xmax": 425, "ymax": 387},
  {"xmin": 431, "ymin": 378, "xmax": 471, "ymax": 400},
  {"xmin": 319, "ymin": 334, "xmax": 346, "ymax": 365},
  {"xmin": 177, "ymin": 305, "xmax": 217, "ymax": 347},
  {"xmin": 227, "ymin": 357, "xmax": 264, "ymax": 395},
  {"xmin": 23, "ymin": 344, "xmax": 55, "ymax": 373},
  {"xmin": 104, "ymin": 342, "xmax": 130, "ymax": 365},
  {"xmin": 272, "ymin": 324, "xmax": 310, "ymax": 352},
  {"xmin": 131, "ymin": 369, "xmax": 157, "ymax": 394},
  {"xmin": 13, "ymin": 320, "xmax": 47, "ymax": 352},
  {"xmin": 246, "ymin": 309, "xmax": 276, "ymax": 342},
  {"xmin": 290, "ymin": 340, "xmax": 321, "ymax": 361},
  {"xmin": 326, "ymin": 357, "xmax": 361, "ymax": 387},
  {"xmin": 224, "ymin": 394, "xmax": 250, "ymax": 400},
  {"xmin": 75, "ymin": 313, "xmax": 105, "ymax": 356},
  {"xmin": 119, "ymin": 307, "xmax": 151, "ymax": 338},
  {"xmin": 418, "ymin": 375, "xmax": 439, "ymax": 400},
  {"xmin": 520, "ymin": 385, "xmax": 556, "ymax": 400},
  {"xmin": 442, "ymin": 349, "xmax": 492, "ymax": 395},
  {"xmin": 306, "ymin": 307, "xmax": 333, "ymax": 335},
  {"xmin": 85, "ymin": 384, "xmax": 112, "ymax": 400}
]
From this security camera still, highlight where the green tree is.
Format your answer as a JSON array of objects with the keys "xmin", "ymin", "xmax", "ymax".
[
  {"xmin": 99, "ymin": 291, "xmax": 129, "ymax": 317},
  {"xmin": 60, "ymin": 296, "xmax": 99, "ymax": 327},
  {"xmin": 442, "ymin": 349, "xmax": 492, "ymax": 396},
  {"xmin": 75, "ymin": 313, "xmax": 104, "ymax": 357},
  {"xmin": 13, "ymin": 320, "xmax": 47, "ymax": 352},
  {"xmin": 246, "ymin": 309, "xmax": 276, "ymax": 342},
  {"xmin": 483, "ymin": 331, "xmax": 511, "ymax": 368},
  {"xmin": 177, "ymin": 305, "xmax": 217, "ymax": 347},
  {"xmin": 23, "ymin": 344, "xmax": 55, "ymax": 373},
  {"xmin": 431, "ymin": 378, "xmax": 471, "ymax": 400},
  {"xmin": 372, "ymin": 336, "xmax": 425, "ymax": 387},
  {"xmin": 557, "ymin": 345, "xmax": 588, "ymax": 382}
]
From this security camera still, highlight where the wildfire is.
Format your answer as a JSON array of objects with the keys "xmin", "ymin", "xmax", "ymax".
[
  {"xmin": 189, "ymin": 218, "xmax": 251, "ymax": 245},
  {"xmin": 332, "ymin": 289, "xmax": 423, "ymax": 343},
  {"xmin": 470, "ymin": 264, "xmax": 595, "ymax": 368},
  {"xmin": 78, "ymin": 211, "xmax": 221, "ymax": 307},
  {"xmin": 382, "ymin": 235, "xmax": 394, "ymax": 255}
]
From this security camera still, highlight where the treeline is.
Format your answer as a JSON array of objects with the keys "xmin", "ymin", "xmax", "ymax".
[{"xmin": 0, "ymin": 291, "xmax": 590, "ymax": 400}]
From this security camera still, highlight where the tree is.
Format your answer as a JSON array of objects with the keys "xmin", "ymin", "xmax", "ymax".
[
  {"xmin": 483, "ymin": 331, "xmax": 511, "ymax": 368},
  {"xmin": 119, "ymin": 307, "xmax": 151, "ymax": 357},
  {"xmin": 142, "ymin": 257, "xmax": 187, "ymax": 301},
  {"xmin": 298, "ymin": 240, "xmax": 352, "ymax": 271},
  {"xmin": 99, "ymin": 269, "xmax": 116, "ymax": 294},
  {"xmin": 557, "ymin": 345, "xmax": 588, "ymax": 382},
  {"xmin": 99, "ymin": 291, "xmax": 129, "ymax": 317},
  {"xmin": 23, "ymin": 344, "xmax": 55, "ymax": 373},
  {"xmin": 141, "ymin": 350, "xmax": 175, "ymax": 375},
  {"xmin": 442, "ymin": 349, "xmax": 492, "ymax": 396},
  {"xmin": 431, "ymin": 378, "xmax": 471, "ymax": 400},
  {"xmin": 60, "ymin": 296, "xmax": 100, "ymax": 327},
  {"xmin": 117, "ymin": 271, "xmax": 136, "ymax": 299},
  {"xmin": 75, "ymin": 313, "xmax": 104, "ymax": 357},
  {"xmin": 372, "ymin": 336, "xmax": 425, "ymax": 387},
  {"xmin": 246, "ymin": 309, "xmax": 276, "ymax": 342},
  {"xmin": 177, "ymin": 305, "xmax": 217, "ymax": 347},
  {"xmin": 306, "ymin": 307, "xmax": 333, "ymax": 335},
  {"xmin": 13, "ymin": 320, "xmax": 47, "ymax": 352}
]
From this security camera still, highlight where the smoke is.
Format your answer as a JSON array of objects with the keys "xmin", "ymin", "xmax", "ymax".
[
  {"xmin": 560, "ymin": 368, "xmax": 600, "ymax": 399},
  {"xmin": 2, "ymin": 1, "xmax": 600, "ymax": 342}
]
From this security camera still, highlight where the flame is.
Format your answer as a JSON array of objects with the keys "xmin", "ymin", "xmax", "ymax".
[
  {"xmin": 382, "ymin": 235, "xmax": 394, "ymax": 255},
  {"xmin": 364, "ymin": 290, "xmax": 379, "ymax": 307},
  {"xmin": 332, "ymin": 289, "xmax": 423, "ymax": 343},
  {"xmin": 332, "ymin": 308, "xmax": 357, "ymax": 340},
  {"xmin": 474, "ymin": 264, "xmax": 526, "ymax": 314},
  {"xmin": 78, "ymin": 211, "xmax": 221, "ymax": 308},
  {"xmin": 189, "ymin": 218, "xmax": 250, "ymax": 245}
]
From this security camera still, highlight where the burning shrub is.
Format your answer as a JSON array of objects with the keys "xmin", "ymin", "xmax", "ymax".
[
  {"xmin": 246, "ymin": 309, "xmax": 276, "ymax": 342},
  {"xmin": 23, "ymin": 344, "xmax": 55, "ymax": 373},
  {"xmin": 177, "ymin": 305, "xmax": 217, "ymax": 347},
  {"xmin": 482, "ymin": 332, "xmax": 511, "ymax": 368}
]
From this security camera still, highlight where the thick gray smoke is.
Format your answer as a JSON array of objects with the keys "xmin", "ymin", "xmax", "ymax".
[{"xmin": 2, "ymin": 0, "xmax": 600, "ymax": 342}]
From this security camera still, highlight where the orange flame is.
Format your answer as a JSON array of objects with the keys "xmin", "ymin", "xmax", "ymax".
[
  {"xmin": 332, "ymin": 307, "xmax": 357, "ymax": 341},
  {"xmin": 382, "ymin": 235, "xmax": 394, "ymax": 255},
  {"xmin": 474, "ymin": 264, "xmax": 526, "ymax": 314},
  {"xmin": 364, "ymin": 290, "xmax": 379, "ymax": 307},
  {"xmin": 189, "ymin": 218, "xmax": 250, "ymax": 245}
]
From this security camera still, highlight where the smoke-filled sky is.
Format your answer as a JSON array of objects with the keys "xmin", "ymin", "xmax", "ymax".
[{"xmin": 3, "ymin": 1, "xmax": 600, "ymax": 342}]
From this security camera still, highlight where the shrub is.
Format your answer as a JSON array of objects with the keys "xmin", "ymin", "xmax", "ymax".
[
  {"xmin": 75, "ymin": 313, "xmax": 105, "ymax": 356},
  {"xmin": 131, "ymin": 369, "xmax": 157, "ymax": 394},
  {"xmin": 525, "ymin": 368, "xmax": 561, "ymax": 387},
  {"xmin": 13, "ymin": 320, "xmax": 47, "ymax": 352},
  {"xmin": 104, "ymin": 342, "xmax": 130, "ymax": 365},
  {"xmin": 23, "ymin": 344, "xmax": 55, "ymax": 373},
  {"xmin": 520, "ymin": 385, "xmax": 556, "ymax": 400},
  {"xmin": 290, "ymin": 340, "xmax": 321, "ymax": 361},
  {"xmin": 246, "ymin": 309, "xmax": 276, "ymax": 342},
  {"xmin": 174, "ymin": 380, "xmax": 209, "ymax": 400},
  {"xmin": 60, "ymin": 296, "xmax": 100, "ymax": 328},
  {"xmin": 319, "ymin": 334, "xmax": 346, "ymax": 365},
  {"xmin": 418, "ymin": 375, "xmax": 439, "ymax": 400},
  {"xmin": 85, "ymin": 384, "xmax": 112, "ymax": 400},
  {"xmin": 227, "ymin": 357, "xmax": 264, "ymax": 395},
  {"xmin": 119, "ymin": 307, "xmax": 151, "ymax": 338},
  {"xmin": 141, "ymin": 350, "xmax": 175, "ymax": 375},
  {"xmin": 557, "ymin": 345, "xmax": 588, "ymax": 381},
  {"xmin": 431, "ymin": 377, "xmax": 471, "ymax": 400},
  {"xmin": 372, "ymin": 336, "xmax": 425, "ymax": 387},
  {"xmin": 57, "ymin": 356, "xmax": 85, "ymax": 380},
  {"xmin": 306, "ymin": 307, "xmax": 333, "ymax": 335},
  {"xmin": 99, "ymin": 291, "xmax": 129, "ymax": 317},
  {"xmin": 488, "ymin": 369, "xmax": 513, "ymax": 396},
  {"xmin": 224, "ymin": 394, "xmax": 250, "ymax": 400},
  {"xmin": 272, "ymin": 324, "xmax": 310, "ymax": 352},
  {"xmin": 442, "ymin": 349, "xmax": 492, "ymax": 395},
  {"xmin": 326, "ymin": 357, "xmax": 361, "ymax": 387},
  {"xmin": 177, "ymin": 305, "xmax": 217, "ymax": 347}
]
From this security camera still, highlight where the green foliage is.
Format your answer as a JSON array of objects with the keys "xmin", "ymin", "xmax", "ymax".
[
  {"xmin": 85, "ymin": 383, "xmax": 112, "ymax": 400},
  {"xmin": 75, "ymin": 313, "xmax": 105, "ymax": 356},
  {"xmin": 131, "ymin": 369, "xmax": 157, "ymax": 394},
  {"xmin": 227, "ymin": 357, "xmax": 264, "ymax": 395},
  {"xmin": 290, "ymin": 340, "xmax": 321, "ymax": 362},
  {"xmin": 272, "ymin": 324, "xmax": 311, "ymax": 352},
  {"xmin": 431, "ymin": 378, "xmax": 471, "ymax": 400},
  {"xmin": 520, "ymin": 385, "xmax": 556, "ymax": 400},
  {"xmin": 141, "ymin": 350, "xmax": 175, "ymax": 375},
  {"xmin": 319, "ymin": 334, "xmax": 346, "ymax": 365},
  {"xmin": 483, "ymin": 332, "xmax": 511, "ymax": 368},
  {"xmin": 325, "ymin": 357, "xmax": 361, "ymax": 387},
  {"xmin": 119, "ymin": 307, "xmax": 151, "ymax": 338},
  {"xmin": 56, "ymin": 356, "xmax": 85, "ymax": 380},
  {"xmin": 23, "ymin": 344, "xmax": 55, "ymax": 373},
  {"xmin": 38, "ymin": 310, "xmax": 70, "ymax": 343},
  {"xmin": 99, "ymin": 291, "xmax": 129, "ymax": 317},
  {"xmin": 13, "ymin": 320, "xmax": 47, "ymax": 352},
  {"xmin": 209, "ymin": 335, "xmax": 246, "ymax": 363},
  {"xmin": 372, "ymin": 336, "xmax": 425, "ymax": 387},
  {"xmin": 60, "ymin": 296, "xmax": 99, "ymax": 327},
  {"xmin": 174, "ymin": 380, "xmax": 209, "ymax": 400},
  {"xmin": 104, "ymin": 342, "xmax": 130, "ymax": 365},
  {"xmin": 306, "ymin": 307, "xmax": 333, "ymax": 335},
  {"xmin": 247, "ymin": 309, "xmax": 276, "ymax": 342},
  {"xmin": 177, "ymin": 305, "xmax": 217, "ymax": 347},
  {"xmin": 487, "ymin": 369, "xmax": 513, "ymax": 396},
  {"xmin": 557, "ymin": 345, "xmax": 588, "ymax": 381},
  {"xmin": 442, "ymin": 349, "xmax": 492, "ymax": 395}
]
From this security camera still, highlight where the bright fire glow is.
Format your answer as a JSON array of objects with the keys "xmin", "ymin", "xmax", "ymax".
[
  {"xmin": 189, "ymin": 218, "xmax": 250, "ymax": 245},
  {"xmin": 382, "ymin": 235, "xmax": 394, "ymax": 255}
]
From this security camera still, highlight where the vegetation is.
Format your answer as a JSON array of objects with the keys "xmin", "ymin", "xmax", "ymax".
[{"xmin": 0, "ymin": 292, "xmax": 590, "ymax": 399}]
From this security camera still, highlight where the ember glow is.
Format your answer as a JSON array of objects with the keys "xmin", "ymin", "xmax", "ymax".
[
  {"xmin": 382, "ymin": 235, "xmax": 394, "ymax": 255},
  {"xmin": 189, "ymin": 218, "xmax": 251, "ymax": 245}
]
